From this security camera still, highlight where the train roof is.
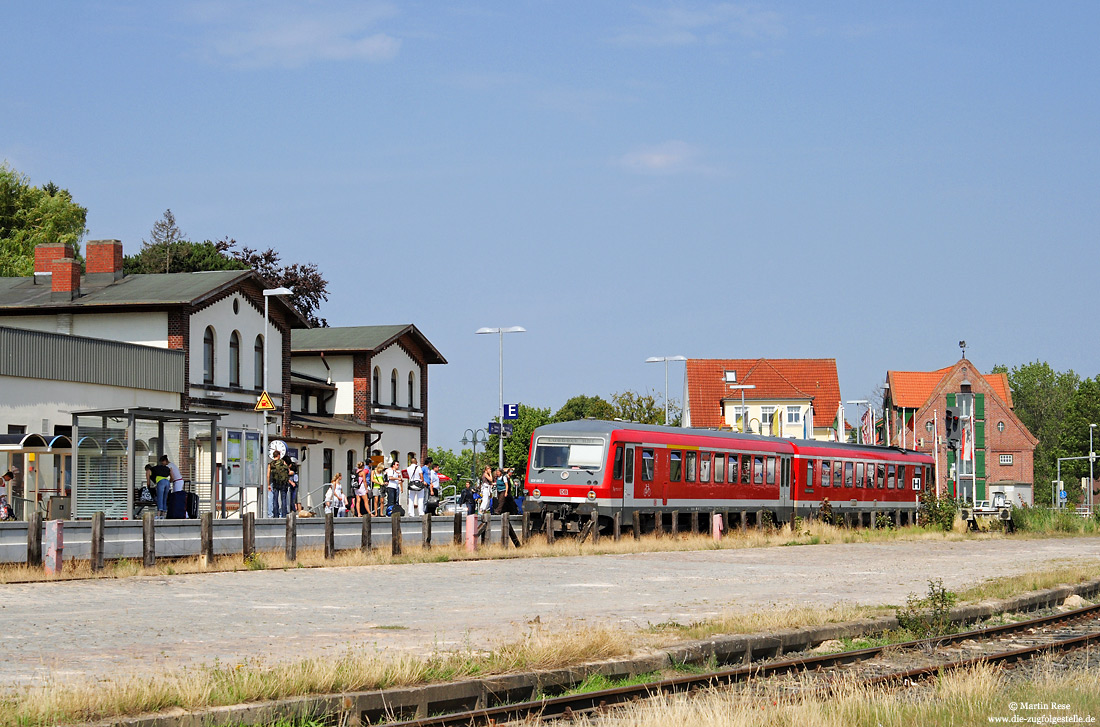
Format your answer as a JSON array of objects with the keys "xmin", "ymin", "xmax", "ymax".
[{"xmin": 531, "ymin": 419, "xmax": 929, "ymax": 459}]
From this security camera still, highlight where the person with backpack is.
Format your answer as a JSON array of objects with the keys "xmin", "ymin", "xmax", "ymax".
[
  {"xmin": 268, "ymin": 451, "xmax": 291, "ymax": 518},
  {"xmin": 407, "ymin": 453, "xmax": 425, "ymax": 516}
]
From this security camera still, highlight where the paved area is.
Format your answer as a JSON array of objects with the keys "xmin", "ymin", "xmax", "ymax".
[{"xmin": 4, "ymin": 537, "xmax": 1100, "ymax": 689}]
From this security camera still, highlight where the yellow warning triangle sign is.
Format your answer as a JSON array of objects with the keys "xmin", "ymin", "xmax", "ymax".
[{"xmin": 255, "ymin": 391, "xmax": 277, "ymax": 411}]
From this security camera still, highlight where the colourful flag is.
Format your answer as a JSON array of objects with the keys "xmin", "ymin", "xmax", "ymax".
[
  {"xmin": 835, "ymin": 403, "xmax": 845, "ymax": 442},
  {"xmin": 860, "ymin": 409, "xmax": 872, "ymax": 445},
  {"xmin": 771, "ymin": 408, "xmax": 781, "ymax": 437},
  {"xmin": 962, "ymin": 415, "xmax": 974, "ymax": 463}
]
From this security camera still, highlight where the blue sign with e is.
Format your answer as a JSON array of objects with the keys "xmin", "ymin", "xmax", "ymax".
[{"xmin": 503, "ymin": 404, "xmax": 519, "ymax": 420}]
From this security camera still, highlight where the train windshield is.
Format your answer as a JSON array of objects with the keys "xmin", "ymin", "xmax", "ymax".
[{"xmin": 533, "ymin": 436, "xmax": 606, "ymax": 470}]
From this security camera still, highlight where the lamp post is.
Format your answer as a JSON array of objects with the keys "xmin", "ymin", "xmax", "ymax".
[
  {"xmin": 461, "ymin": 428, "xmax": 488, "ymax": 487},
  {"xmin": 262, "ymin": 286, "xmax": 293, "ymax": 517},
  {"xmin": 476, "ymin": 326, "xmax": 525, "ymax": 470},
  {"xmin": 1091, "ymin": 424, "xmax": 1096, "ymax": 513},
  {"xmin": 846, "ymin": 400, "xmax": 869, "ymax": 445},
  {"xmin": 726, "ymin": 383, "xmax": 756, "ymax": 433},
  {"xmin": 645, "ymin": 356, "xmax": 686, "ymax": 425}
]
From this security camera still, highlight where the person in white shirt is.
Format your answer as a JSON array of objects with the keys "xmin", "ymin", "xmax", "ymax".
[
  {"xmin": 161, "ymin": 455, "xmax": 184, "ymax": 492},
  {"xmin": 325, "ymin": 473, "xmax": 348, "ymax": 516},
  {"xmin": 385, "ymin": 461, "xmax": 403, "ymax": 515},
  {"xmin": 406, "ymin": 453, "xmax": 425, "ymax": 516}
]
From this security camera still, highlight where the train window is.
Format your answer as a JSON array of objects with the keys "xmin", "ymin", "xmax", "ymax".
[
  {"xmin": 821, "ymin": 460, "xmax": 830, "ymax": 487},
  {"xmin": 699, "ymin": 454, "xmax": 711, "ymax": 483},
  {"xmin": 753, "ymin": 456, "xmax": 764, "ymax": 484},
  {"xmin": 612, "ymin": 445, "xmax": 624, "ymax": 480},
  {"xmin": 669, "ymin": 451, "xmax": 682, "ymax": 482},
  {"xmin": 897, "ymin": 465, "xmax": 906, "ymax": 490},
  {"xmin": 877, "ymin": 464, "xmax": 886, "ymax": 489},
  {"xmin": 766, "ymin": 457, "xmax": 776, "ymax": 485},
  {"xmin": 727, "ymin": 454, "xmax": 737, "ymax": 484},
  {"xmin": 806, "ymin": 460, "xmax": 814, "ymax": 491},
  {"xmin": 641, "ymin": 450, "xmax": 654, "ymax": 481},
  {"xmin": 714, "ymin": 454, "xmax": 725, "ymax": 483},
  {"xmin": 855, "ymin": 462, "xmax": 864, "ymax": 488},
  {"xmin": 833, "ymin": 461, "xmax": 844, "ymax": 487},
  {"xmin": 685, "ymin": 452, "xmax": 697, "ymax": 482},
  {"xmin": 887, "ymin": 464, "xmax": 896, "ymax": 489},
  {"xmin": 625, "ymin": 449, "xmax": 634, "ymax": 482},
  {"xmin": 844, "ymin": 462, "xmax": 853, "ymax": 487},
  {"xmin": 741, "ymin": 454, "xmax": 751, "ymax": 484}
]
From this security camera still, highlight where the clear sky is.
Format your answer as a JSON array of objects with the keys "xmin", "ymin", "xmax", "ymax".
[{"xmin": 3, "ymin": 2, "xmax": 1098, "ymax": 449}]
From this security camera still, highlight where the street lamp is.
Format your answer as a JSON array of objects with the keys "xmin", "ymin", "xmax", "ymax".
[
  {"xmin": 1091, "ymin": 424, "xmax": 1096, "ymax": 513},
  {"xmin": 645, "ymin": 356, "xmax": 686, "ymax": 426},
  {"xmin": 726, "ymin": 380, "xmax": 756, "ymax": 433},
  {"xmin": 262, "ymin": 286, "xmax": 293, "ymax": 517},
  {"xmin": 461, "ymin": 428, "xmax": 489, "ymax": 487},
  {"xmin": 846, "ymin": 400, "xmax": 869, "ymax": 445},
  {"xmin": 476, "ymin": 326, "xmax": 525, "ymax": 470}
]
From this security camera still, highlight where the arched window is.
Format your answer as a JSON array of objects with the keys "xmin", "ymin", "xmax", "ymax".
[
  {"xmin": 203, "ymin": 327, "xmax": 215, "ymax": 384},
  {"xmin": 372, "ymin": 367, "xmax": 380, "ymax": 404},
  {"xmin": 254, "ymin": 335, "xmax": 264, "ymax": 390},
  {"xmin": 391, "ymin": 369, "xmax": 399, "ymax": 406},
  {"xmin": 229, "ymin": 331, "xmax": 240, "ymax": 387},
  {"xmin": 408, "ymin": 371, "xmax": 416, "ymax": 410}
]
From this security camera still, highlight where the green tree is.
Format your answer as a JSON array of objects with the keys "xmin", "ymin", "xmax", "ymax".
[
  {"xmin": 552, "ymin": 394, "xmax": 617, "ymax": 423},
  {"xmin": 484, "ymin": 404, "xmax": 552, "ymax": 476},
  {"xmin": 611, "ymin": 389, "xmax": 679, "ymax": 425},
  {"xmin": 997, "ymin": 361, "xmax": 1080, "ymax": 503},
  {"xmin": 1055, "ymin": 377, "xmax": 1100, "ymax": 506},
  {"xmin": 0, "ymin": 163, "xmax": 87, "ymax": 276},
  {"xmin": 426, "ymin": 446, "xmax": 475, "ymax": 493}
]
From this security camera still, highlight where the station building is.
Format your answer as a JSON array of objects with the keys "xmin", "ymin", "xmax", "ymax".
[
  {"xmin": 683, "ymin": 358, "xmax": 843, "ymax": 441},
  {"xmin": 882, "ymin": 358, "xmax": 1036, "ymax": 505}
]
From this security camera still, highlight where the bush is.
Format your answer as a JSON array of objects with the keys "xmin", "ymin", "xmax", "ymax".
[
  {"xmin": 919, "ymin": 491, "xmax": 958, "ymax": 532},
  {"xmin": 1010, "ymin": 506, "xmax": 1099, "ymax": 534},
  {"xmin": 897, "ymin": 578, "xmax": 957, "ymax": 638}
]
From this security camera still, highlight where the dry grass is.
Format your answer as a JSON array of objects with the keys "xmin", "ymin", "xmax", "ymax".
[
  {"xmin": 569, "ymin": 661, "xmax": 1100, "ymax": 727},
  {"xmin": 0, "ymin": 623, "xmax": 633, "ymax": 727},
  {"xmin": 956, "ymin": 559, "xmax": 1100, "ymax": 603},
  {"xmin": 647, "ymin": 602, "xmax": 892, "ymax": 641},
  {"xmin": 0, "ymin": 520, "xmax": 1012, "ymax": 584}
]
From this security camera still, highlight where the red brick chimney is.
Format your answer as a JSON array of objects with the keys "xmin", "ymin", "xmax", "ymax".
[
  {"xmin": 51, "ymin": 258, "xmax": 81, "ymax": 301},
  {"xmin": 86, "ymin": 239, "xmax": 125, "ymax": 283},
  {"xmin": 34, "ymin": 243, "xmax": 75, "ymax": 275}
]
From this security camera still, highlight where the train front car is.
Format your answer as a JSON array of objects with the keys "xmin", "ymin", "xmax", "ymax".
[{"xmin": 524, "ymin": 420, "xmax": 617, "ymax": 535}]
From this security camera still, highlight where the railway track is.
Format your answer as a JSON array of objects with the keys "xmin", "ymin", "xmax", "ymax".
[{"xmin": 385, "ymin": 602, "xmax": 1100, "ymax": 727}]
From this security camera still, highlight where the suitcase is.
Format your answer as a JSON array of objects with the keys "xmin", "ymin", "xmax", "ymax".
[{"xmin": 167, "ymin": 490, "xmax": 188, "ymax": 519}]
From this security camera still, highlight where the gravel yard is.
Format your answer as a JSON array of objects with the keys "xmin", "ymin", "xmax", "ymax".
[{"xmin": 4, "ymin": 537, "xmax": 1100, "ymax": 689}]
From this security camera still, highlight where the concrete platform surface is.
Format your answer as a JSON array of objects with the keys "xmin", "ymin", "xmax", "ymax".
[{"xmin": 4, "ymin": 537, "xmax": 1100, "ymax": 689}]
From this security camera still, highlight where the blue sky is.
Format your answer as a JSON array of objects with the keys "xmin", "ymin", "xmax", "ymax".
[{"xmin": 3, "ymin": 2, "xmax": 1098, "ymax": 449}]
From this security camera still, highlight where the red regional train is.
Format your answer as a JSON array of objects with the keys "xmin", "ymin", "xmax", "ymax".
[{"xmin": 522, "ymin": 420, "xmax": 935, "ymax": 533}]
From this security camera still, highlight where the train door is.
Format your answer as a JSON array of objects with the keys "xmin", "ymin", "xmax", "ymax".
[
  {"xmin": 779, "ymin": 455, "xmax": 792, "ymax": 513},
  {"xmin": 621, "ymin": 444, "xmax": 638, "ymax": 506}
]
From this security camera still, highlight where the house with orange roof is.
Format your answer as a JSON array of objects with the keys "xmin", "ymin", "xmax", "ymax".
[
  {"xmin": 883, "ymin": 358, "xmax": 1036, "ymax": 505},
  {"xmin": 683, "ymin": 358, "xmax": 842, "ymax": 441}
]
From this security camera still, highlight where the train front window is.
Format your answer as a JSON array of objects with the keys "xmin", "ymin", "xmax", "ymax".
[
  {"xmin": 533, "ymin": 437, "xmax": 606, "ymax": 471},
  {"xmin": 669, "ymin": 451, "xmax": 682, "ymax": 482}
]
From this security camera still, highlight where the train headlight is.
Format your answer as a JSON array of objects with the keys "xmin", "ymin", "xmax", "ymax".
[
  {"xmin": 587, "ymin": 490, "xmax": 597, "ymax": 501},
  {"xmin": 532, "ymin": 489, "xmax": 541, "ymax": 499}
]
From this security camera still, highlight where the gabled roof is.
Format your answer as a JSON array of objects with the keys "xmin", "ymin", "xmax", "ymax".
[
  {"xmin": 291, "ymin": 324, "xmax": 447, "ymax": 364},
  {"xmin": 686, "ymin": 358, "xmax": 841, "ymax": 429},
  {"xmin": 0, "ymin": 270, "xmax": 311, "ymax": 327},
  {"xmin": 887, "ymin": 365, "xmax": 1013, "ymax": 409}
]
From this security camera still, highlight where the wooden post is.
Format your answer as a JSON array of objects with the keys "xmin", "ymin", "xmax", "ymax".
[
  {"xmin": 546, "ymin": 512, "xmax": 556, "ymax": 544},
  {"xmin": 479, "ymin": 515, "xmax": 489, "ymax": 545},
  {"xmin": 91, "ymin": 511, "xmax": 106, "ymax": 572},
  {"xmin": 391, "ymin": 512, "xmax": 402, "ymax": 556},
  {"xmin": 242, "ymin": 512, "xmax": 255, "ymax": 560},
  {"xmin": 285, "ymin": 512, "xmax": 297, "ymax": 562},
  {"xmin": 670, "ymin": 510, "xmax": 679, "ymax": 536},
  {"xmin": 757, "ymin": 509, "xmax": 766, "ymax": 529},
  {"xmin": 590, "ymin": 511, "xmax": 600, "ymax": 544},
  {"xmin": 632, "ymin": 511, "xmax": 641, "ymax": 540},
  {"xmin": 362, "ymin": 513, "xmax": 372, "ymax": 552},
  {"xmin": 521, "ymin": 511, "xmax": 530, "ymax": 541},
  {"xmin": 423, "ymin": 512, "xmax": 432, "ymax": 550},
  {"xmin": 870, "ymin": 510, "xmax": 877, "ymax": 530},
  {"xmin": 500, "ymin": 513, "xmax": 510, "ymax": 548},
  {"xmin": 507, "ymin": 518, "xmax": 522, "ymax": 547},
  {"xmin": 26, "ymin": 511, "xmax": 42, "ymax": 567},
  {"xmin": 453, "ymin": 512, "xmax": 462, "ymax": 545},
  {"xmin": 613, "ymin": 511, "xmax": 621, "ymax": 542},
  {"xmin": 740, "ymin": 510, "xmax": 747, "ymax": 531},
  {"xmin": 200, "ymin": 512, "xmax": 214, "ymax": 567},
  {"xmin": 324, "ymin": 513, "xmax": 334, "ymax": 559},
  {"xmin": 142, "ymin": 510, "xmax": 155, "ymax": 568},
  {"xmin": 691, "ymin": 512, "xmax": 700, "ymax": 535},
  {"xmin": 578, "ymin": 519, "xmax": 593, "ymax": 544}
]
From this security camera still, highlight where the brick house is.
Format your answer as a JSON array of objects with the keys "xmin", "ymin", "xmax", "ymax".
[
  {"xmin": 883, "ymin": 358, "xmax": 1037, "ymax": 505},
  {"xmin": 683, "ymin": 358, "xmax": 842, "ymax": 440}
]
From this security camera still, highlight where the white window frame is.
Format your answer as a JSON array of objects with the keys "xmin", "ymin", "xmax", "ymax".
[
  {"xmin": 729, "ymin": 405, "xmax": 748, "ymax": 420},
  {"xmin": 760, "ymin": 406, "xmax": 777, "ymax": 425},
  {"xmin": 999, "ymin": 453, "xmax": 1014, "ymax": 466},
  {"xmin": 786, "ymin": 406, "xmax": 801, "ymax": 425}
]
